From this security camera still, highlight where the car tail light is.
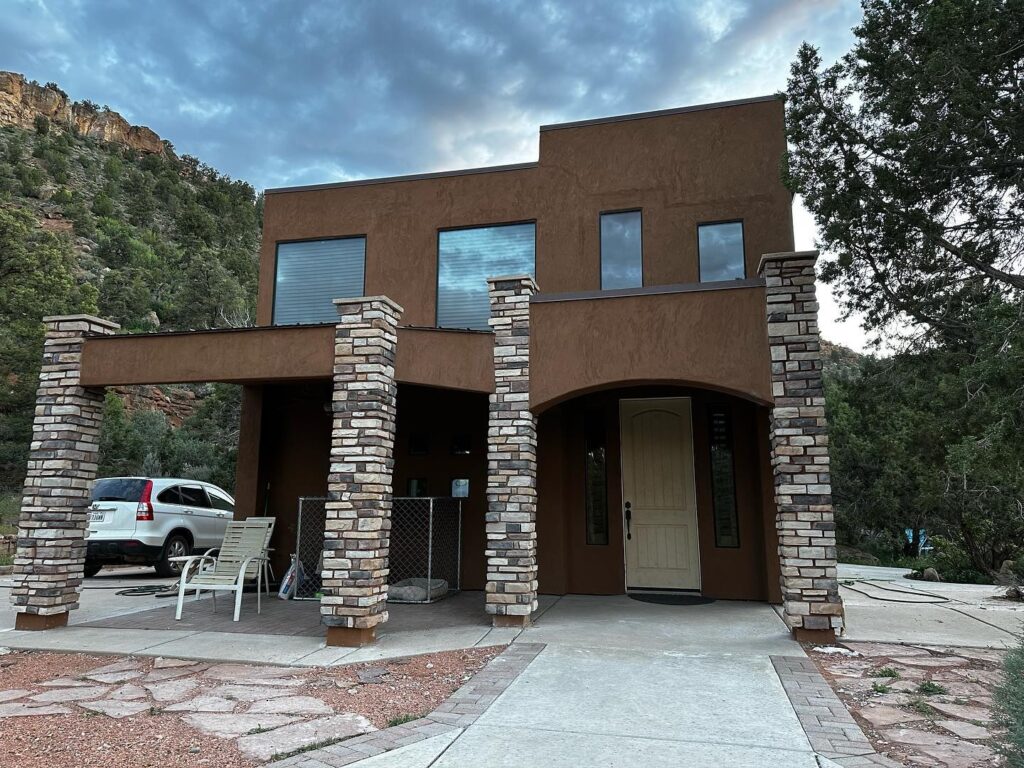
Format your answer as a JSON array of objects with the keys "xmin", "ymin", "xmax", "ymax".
[{"xmin": 136, "ymin": 480, "xmax": 154, "ymax": 521}]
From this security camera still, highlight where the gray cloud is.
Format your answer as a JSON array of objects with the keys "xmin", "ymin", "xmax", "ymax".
[{"xmin": 1, "ymin": 0, "xmax": 861, "ymax": 190}]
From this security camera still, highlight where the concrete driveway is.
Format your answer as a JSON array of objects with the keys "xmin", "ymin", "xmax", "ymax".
[
  {"xmin": 0, "ymin": 566, "xmax": 175, "ymax": 631},
  {"xmin": 838, "ymin": 563, "xmax": 1024, "ymax": 648},
  {"xmin": 349, "ymin": 597, "xmax": 821, "ymax": 768}
]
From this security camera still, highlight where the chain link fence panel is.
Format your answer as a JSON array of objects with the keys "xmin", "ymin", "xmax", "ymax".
[{"xmin": 294, "ymin": 496, "xmax": 462, "ymax": 604}]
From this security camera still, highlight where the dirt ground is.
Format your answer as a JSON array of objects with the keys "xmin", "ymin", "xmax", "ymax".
[
  {"xmin": 0, "ymin": 646, "xmax": 499, "ymax": 768},
  {"xmin": 812, "ymin": 641, "xmax": 1008, "ymax": 767}
]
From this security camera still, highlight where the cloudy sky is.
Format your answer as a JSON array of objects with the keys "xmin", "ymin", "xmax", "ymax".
[{"xmin": 3, "ymin": 0, "xmax": 869, "ymax": 349}]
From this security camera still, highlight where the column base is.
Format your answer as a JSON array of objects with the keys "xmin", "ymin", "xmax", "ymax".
[
  {"xmin": 325, "ymin": 626, "xmax": 377, "ymax": 647},
  {"xmin": 15, "ymin": 612, "xmax": 69, "ymax": 631},
  {"xmin": 492, "ymin": 614, "xmax": 531, "ymax": 629},
  {"xmin": 792, "ymin": 626, "xmax": 836, "ymax": 644}
]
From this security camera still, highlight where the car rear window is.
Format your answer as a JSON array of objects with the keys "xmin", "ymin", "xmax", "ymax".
[{"xmin": 91, "ymin": 478, "xmax": 148, "ymax": 502}]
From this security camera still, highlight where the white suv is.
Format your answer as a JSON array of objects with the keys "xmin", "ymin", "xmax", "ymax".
[{"xmin": 85, "ymin": 477, "xmax": 235, "ymax": 578}]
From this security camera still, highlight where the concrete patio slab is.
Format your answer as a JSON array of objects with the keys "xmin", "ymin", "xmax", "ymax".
[{"xmin": 520, "ymin": 595, "xmax": 798, "ymax": 655}]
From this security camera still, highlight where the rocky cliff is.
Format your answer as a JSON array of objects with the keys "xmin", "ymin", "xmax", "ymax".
[{"xmin": 0, "ymin": 71, "xmax": 164, "ymax": 154}]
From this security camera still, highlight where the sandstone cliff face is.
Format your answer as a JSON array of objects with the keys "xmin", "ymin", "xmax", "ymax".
[{"xmin": 0, "ymin": 71, "xmax": 164, "ymax": 154}]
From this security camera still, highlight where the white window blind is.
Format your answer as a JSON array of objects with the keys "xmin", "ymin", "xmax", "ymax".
[
  {"xmin": 273, "ymin": 237, "xmax": 366, "ymax": 325},
  {"xmin": 437, "ymin": 223, "xmax": 535, "ymax": 330}
]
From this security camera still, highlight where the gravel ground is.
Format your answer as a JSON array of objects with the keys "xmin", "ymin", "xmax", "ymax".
[{"xmin": 0, "ymin": 645, "xmax": 502, "ymax": 767}]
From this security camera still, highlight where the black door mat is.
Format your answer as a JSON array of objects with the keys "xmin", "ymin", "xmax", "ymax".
[{"xmin": 628, "ymin": 593, "xmax": 716, "ymax": 606}]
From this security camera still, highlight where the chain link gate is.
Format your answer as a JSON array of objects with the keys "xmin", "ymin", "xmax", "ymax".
[
  {"xmin": 388, "ymin": 497, "xmax": 462, "ymax": 603},
  {"xmin": 294, "ymin": 496, "xmax": 461, "ymax": 603}
]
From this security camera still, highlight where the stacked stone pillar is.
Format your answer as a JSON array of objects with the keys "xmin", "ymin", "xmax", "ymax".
[
  {"xmin": 759, "ymin": 251, "xmax": 844, "ymax": 641},
  {"xmin": 12, "ymin": 315, "xmax": 118, "ymax": 630},
  {"xmin": 485, "ymin": 276, "xmax": 539, "ymax": 627},
  {"xmin": 322, "ymin": 296, "xmax": 402, "ymax": 647}
]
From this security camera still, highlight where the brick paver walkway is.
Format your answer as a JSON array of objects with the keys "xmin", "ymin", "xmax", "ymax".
[
  {"xmin": 273, "ymin": 642, "xmax": 545, "ymax": 766},
  {"xmin": 771, "ymin": 656, "xmax": 901, "ymax": 767}
]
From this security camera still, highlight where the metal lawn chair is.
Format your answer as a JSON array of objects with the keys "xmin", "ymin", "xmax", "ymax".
[{"xmin": 173, "ymin": 517, "xmax": 275, "ymax": 622}]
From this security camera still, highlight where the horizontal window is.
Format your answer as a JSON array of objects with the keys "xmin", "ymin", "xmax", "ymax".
[
  {"xmin": 273, "ymin": 237, "xmax": 366, "ymax": 325},
  {"xmin": 437, "ymin": 223, "xmax": 535, "ymax": 330},
  {"xmin": 601, "ymin": 210, "xmax": 642, "ymax": 290},
  {"xmin": 698, "ymin": 221, "xmax": 745, "ymax": 282}
]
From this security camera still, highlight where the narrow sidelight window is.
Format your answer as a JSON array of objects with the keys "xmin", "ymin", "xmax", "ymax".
[
  {"xmin": 709, "ymin": 407, "xmax": 740, "ymax": 548},
  {"xmin": 437, "ymin": 222, "xmax": 535, "ymax": 330},
  {"xmin": 600, "ymin": 210, "xmax": 642, "ymax": 289},
  {"xmin": 273, "ymin": 237, "xmax": 366, "ymax": 325},
  {"xmin": 698, "ymin": 221, "xmax": 745, "ymax": 282},
  {"xmin": 584, "ymin": 410, "xmax": 609, "ymax": 545}
]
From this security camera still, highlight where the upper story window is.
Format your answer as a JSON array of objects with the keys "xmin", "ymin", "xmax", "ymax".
[
  {"xmin": 698, "ymin": 221, "xmax": 745, "ymax": 282},
  {"xmin": 437, "ymin": 222, "xmax": 535, "ymax": 330},
  {"xmin": 600, "ymin": 210, "xmax": 642, "ymax": 290},
  {"xmin": 273, "ymin": 237, "xmax": 366, "ymax": 325}
]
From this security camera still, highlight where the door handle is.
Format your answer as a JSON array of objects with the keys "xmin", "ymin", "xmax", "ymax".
[{"xmin": 624, "ymin": 502, "xmax": 632, "ymax": 540}]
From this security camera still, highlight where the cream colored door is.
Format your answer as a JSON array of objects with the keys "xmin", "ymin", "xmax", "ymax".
[{"xmin": 620, "ymin": 397, "xmax": 701, "ymax": 590}]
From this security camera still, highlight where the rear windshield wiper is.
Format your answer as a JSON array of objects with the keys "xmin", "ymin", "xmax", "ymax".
[{"xmin": 92, "ymin": 496, "xmax": 126, "ymax": 502}]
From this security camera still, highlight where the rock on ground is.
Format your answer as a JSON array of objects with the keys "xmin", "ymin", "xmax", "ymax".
[{"xmin": 235, "ymin": 714, "xmax": 376, "ymax": 761}]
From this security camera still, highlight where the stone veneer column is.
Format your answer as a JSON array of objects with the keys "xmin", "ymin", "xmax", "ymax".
[
  {"xmin": 12, "ymin": 314, "xmax": 119, "ymax": 630},
  {"xmin": 485, "ymin": 275, "xmax": 539, "ymax": 627},
  {"xmin": 759, "ymin": 251, "xmax": 844, "ymax": 641},
  {"xmin": 322, "ymin": 296, "xmax": 402, "ymax": 647}
]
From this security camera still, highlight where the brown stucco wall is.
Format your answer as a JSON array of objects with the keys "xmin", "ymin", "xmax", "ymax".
[
  {"xmin": 259, "ymin": 97, "xmax": 794, "ymax": 342},
  {"xmin": 529, "ymin": 284, "xmax": 773, "ymax": 412},
  {"xmin": 80, "ymin": 325, "xmax": 493, "ymax": 393}
]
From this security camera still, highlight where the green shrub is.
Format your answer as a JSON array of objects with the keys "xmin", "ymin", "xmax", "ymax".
[
  {"xmin": 33, "ymin": 115, "xmax": 49, "ymax": 135},
  {"xmin": 996, "ymin": 637, "xmax": 1024, "ymax": 767}
]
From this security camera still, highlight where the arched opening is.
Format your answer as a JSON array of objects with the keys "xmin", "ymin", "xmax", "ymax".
[{"xmin": 536, "ymin": 383, "xmax": 781, "ymax": 602}]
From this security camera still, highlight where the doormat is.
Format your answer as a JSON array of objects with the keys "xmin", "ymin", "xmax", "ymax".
[{"xmin": 628, "ymin": 593, "xmax": 715, "ymax": 606}]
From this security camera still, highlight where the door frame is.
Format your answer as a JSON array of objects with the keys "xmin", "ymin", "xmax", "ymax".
[{"xmin": 618, "ymin": 396, "xmax": 702, "ymax": 593}]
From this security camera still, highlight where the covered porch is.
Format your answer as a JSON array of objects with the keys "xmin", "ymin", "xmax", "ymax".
[{"xmin": 10, "ymin": 253, "xmax": 844, "ymax": 647}]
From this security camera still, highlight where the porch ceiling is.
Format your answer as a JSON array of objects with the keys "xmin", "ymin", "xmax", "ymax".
[{"xmin": 79, "ymin": 324, "xmax": 495, "ymax": 393}]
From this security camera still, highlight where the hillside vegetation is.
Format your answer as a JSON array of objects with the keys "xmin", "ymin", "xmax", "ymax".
[{"xmin": 0, "ymin": 112, "xmax": 260, "ymax": 495}]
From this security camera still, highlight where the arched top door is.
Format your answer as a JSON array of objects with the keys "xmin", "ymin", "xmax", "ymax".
[{"xmin": 619, "ymin": 397, "xmax": 700, "ymax": 591}]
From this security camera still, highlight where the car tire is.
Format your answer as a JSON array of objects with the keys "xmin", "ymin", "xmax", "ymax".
[
  {"xmin": 83, "ymin": 562, "xmax": 102, "ymax": 578},
  {"xmin": 154, "ymin": 533, "xmax": 191, "ymax": 578}
]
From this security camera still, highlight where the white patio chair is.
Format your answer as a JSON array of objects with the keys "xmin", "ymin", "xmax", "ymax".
[{"xmin": 173, "ymin": 518, "xmax": 275, "ymax": 622}]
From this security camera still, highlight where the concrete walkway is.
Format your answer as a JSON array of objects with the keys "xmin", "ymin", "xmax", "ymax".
[
  {"xmin": 838, "ymin": 563, "xmax": 1024, "ymax": 648},
  {"xmin": 343, "ymin": 597, "xmax": 820, "ymax": 768}
]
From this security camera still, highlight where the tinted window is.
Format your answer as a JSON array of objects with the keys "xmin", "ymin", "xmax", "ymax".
[
  {"xmin": 698, "ymin": 221, "xmax": 745, "ymax": 282},
  {"xmin": 178, "ymin": 486, "xmax": 210, "ymax": 508},
  {"xmin": 584, "ymin": 410, "xmax": 609, "ymax": 545},
  {"xmin": 709, "ymin": 408, "xmax": 740, "ymax": 548},
  {"xmin": 91, "ymin": 478, "xmax": 147, "ymax": 502},
  {"xmin": 273, "ymin": 237, "xmax": 366, "ymax": 325},
  {"xmin": 437, "ymin": 223, "xmax": 535, "ymax": 330},
  {"xmin": 157, "ymin": 487, "xmax": 183, "ymax": 505},
  {"xmin": 208, "ymin": 491, "xmax": 234, "ymax": 512},
  {"xmin": 600, "ymin": 211, "xmax": 642, "ymax": 290}
]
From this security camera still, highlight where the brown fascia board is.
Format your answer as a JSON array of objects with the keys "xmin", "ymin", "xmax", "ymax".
[
  {"xmin": 537, "ymin": 94, "xmax": 781, "ymax": 132},
  {"xmin": 264, "ymin": 94, "xmax": 781, "ymax": 196},
  {"xmin": 265, "ymin": 161, "xmax": 539, "ymax": 195}
]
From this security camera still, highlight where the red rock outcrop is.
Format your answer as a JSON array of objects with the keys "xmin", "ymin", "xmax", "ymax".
[{"xmin": 0, "ymin": 71, "xmax": 165, "ymax": 154}]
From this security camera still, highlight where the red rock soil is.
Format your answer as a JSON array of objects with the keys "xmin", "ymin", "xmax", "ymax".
[
  {"xmin": 809, "ymin": 642, "xmax": 1008, "ymax": 767},
  {"xmin": 0, "ymin": 646, "xmax": 500, "ymax": 768}
]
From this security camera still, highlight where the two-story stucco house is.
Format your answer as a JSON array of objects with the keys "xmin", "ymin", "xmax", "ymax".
[{"xmin": 12, "ymin": 95, "xmax": 844, "ymax": 646}]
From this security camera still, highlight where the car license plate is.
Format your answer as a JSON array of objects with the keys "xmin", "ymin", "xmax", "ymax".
[{"xmin": 87, "ymin": 511, "xmax": 104, "ymax": 522}]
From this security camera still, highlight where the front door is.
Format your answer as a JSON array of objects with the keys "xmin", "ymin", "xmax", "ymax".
[{"xmin": 620, "ymin": 397, "xmax": 701, "ymax": 591}]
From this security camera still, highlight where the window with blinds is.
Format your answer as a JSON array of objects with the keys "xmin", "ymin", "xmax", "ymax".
[
  {"xmin": 437, "ymin": 223, "xmax": 535, "ymax": 330},
  {"xmin": 273, "ymin": 237, "xmax": 366, "ymax": 325},
  {"xmin": 601, "ymin": 210, "xmax": 642, "ymax": 289}
]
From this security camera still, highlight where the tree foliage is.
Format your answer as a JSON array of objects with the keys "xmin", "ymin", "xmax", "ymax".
[
  {"xmin": 792, "ymin": 1, "xmax": 1024, "ymax": 581},
  {"xmin": 785, "ymin": 0, "xmax": 1024, "ymax": 339},
  {"xmin": 0, "ymin": 121, "xmax": 260, "ymax": 489}
]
